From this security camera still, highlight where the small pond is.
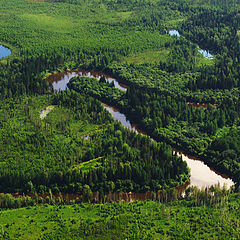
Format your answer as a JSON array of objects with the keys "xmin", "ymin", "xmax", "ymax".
[{"xmin": 0, "ymin": 45, "xmax": 11, "ymax": 59}]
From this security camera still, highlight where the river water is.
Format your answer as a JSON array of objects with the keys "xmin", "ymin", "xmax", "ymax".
[
  {"xmin": 47, "ymin": 70, "xmax": 234, "ymax": 190},
  {"xmin": 46, "ymin": 70, "xmax": 127, "ymax": 92},
  {"xmin": 168, "ymin": 30, "xmax": 213, "ymax": 59},
  {"xmin": 0, "ymin": 45, "xmax": 11, "ymax": 59}
]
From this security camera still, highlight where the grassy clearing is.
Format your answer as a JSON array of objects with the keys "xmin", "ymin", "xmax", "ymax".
[
  {"xmin": 72, "ymin": 157, "xmax": 103, "ymax": 172},
  {"xmin": 22, "ymin": 14, "xmax": 78, "ymax": 34},
  {"xmin": 121, "ymin": 44, "xmax": 213, "ymax": 67},
  {"xmin": 122, "ymin": 48, "xmax": 170, "ymax": 64},
  {"xmin": 166, "ymin": 17, "xmax": 186, "ymax": 29}
]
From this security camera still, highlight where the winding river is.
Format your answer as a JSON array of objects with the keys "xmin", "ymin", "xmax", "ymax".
[
  {"xmin": 0, "ymin": 45, "xmax": 11, "ymax": 59},
  {"xmin": 47, "ymin": 70, "xmax": 127, "ymax": 92},
  {"xmin": 46, "ymin": 70, "xmax": 234, "ymax": 190},
  {"xmin": 168, "ymin": 30, "xmax": 213, "ymax": 59}
]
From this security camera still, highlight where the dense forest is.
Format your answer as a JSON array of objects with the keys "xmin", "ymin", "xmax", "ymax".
[
  {"xmin": 1, "ymin": 0, "xmax": 240, "ymax": 238},
  {"xmin": 0, "ymin": 91, "xmax": 189, "ymax": 194},
  {"xmin": 69, "ymin": 75, "xmax": 240, "ymax": 181}
]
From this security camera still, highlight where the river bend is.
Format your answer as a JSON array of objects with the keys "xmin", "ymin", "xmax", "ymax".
[{"xmin": 47, "ymin": 70, "xmax": 234, "ymax": 190}]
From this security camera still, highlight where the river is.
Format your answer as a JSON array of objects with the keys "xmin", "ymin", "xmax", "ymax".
[
  {"xmin": 46, "ymin": 70, "xmax": 234, "ymax": 190},
  {"xmin": 168, "ymin": 30, "xmax": 213, "ymax": 59},
  {"xmin": 0, "ymin": 45, "xmax": 11, "ymax": 59},
  {"xmin": 46, "ymin": 70, "xmax": 127, "ymax": 92}
]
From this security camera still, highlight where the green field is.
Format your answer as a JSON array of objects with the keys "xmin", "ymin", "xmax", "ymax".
[{"xmin": 0, "ymin": 191, "xmax": 240, "ymax": 239}]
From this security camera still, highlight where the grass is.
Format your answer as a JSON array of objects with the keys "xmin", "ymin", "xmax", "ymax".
[
  {"xmin": 0, "ymin": 0, "xmax": 175, "ymax": 56},
  {"xmin": 0, "ymin": 195, "xmax": 240, "ymax": 239},
  {"xmin": 165, "ymin": 17, "xmax": 186, "ymax": 29},
  {"xmin": 0, "ymin": 204, "xmax": 100, "ymax": 239},
  {"xmin": 72, "ymin": 157, "xmax": 103, "ymax": 172},
  {"xmin": 121, "ymin": 48, "xmax": 170, "ymax": 64},
  {"xmin": 21, "ymin": 13, "xmax": 79, "ymax": 34},
  {"xmin": 39, "ymin": 105, "xmax": 55, "ymax": 120}
]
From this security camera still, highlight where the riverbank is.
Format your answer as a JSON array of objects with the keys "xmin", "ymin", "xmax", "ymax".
[{"xmin": 47, "ymin": 69, "xmax": 234, "ymax": 189}]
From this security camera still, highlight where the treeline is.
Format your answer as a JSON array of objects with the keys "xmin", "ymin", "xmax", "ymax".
[
  {"xmin": 69, "ymin": 76, "xmax": 239, "ymax": 155},
  {"xmin": 107, "ymin": 62, "xmax": 240, "ymax": 105},
  {"xmin": 181, "ymin": 7, "xmax": 240, "ymax": 90},
  {"xmin": 0, "ymin": 184, "xmax": 234, "ymax": 210},
  {"xmin": 204, "ymin": 127, "xmax": 240, "ymax": 185},
  {"xmin": 0, "ymin": 91, "xmax": 189, "ymax": 194},
  {"xmin": 1, "ymin": 186, "xmax": 240, "ymax": 240}
]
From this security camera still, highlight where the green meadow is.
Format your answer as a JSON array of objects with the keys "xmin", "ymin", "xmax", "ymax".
[{"xmin": 0, "ymin": 193, "xmax": 240, "ymax": 239}]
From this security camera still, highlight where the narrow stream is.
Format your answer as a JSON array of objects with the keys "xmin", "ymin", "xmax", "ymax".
[
  {"xmin": 46, "ymin": 70, "xmax": 127, "ymax": 92},
  {"xmin": 47, "ymin": 70, "xmax": 234, "ymax": 190},
  {"xmin": 168, "ymin": 30, "xmax": 213, "ymax": 59}
]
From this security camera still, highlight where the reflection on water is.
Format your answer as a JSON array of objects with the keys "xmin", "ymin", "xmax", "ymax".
[
  {"xmin": 46, "ymin": 70, "xmax": 127, "ymax": 92},
  {"xmin": 180, "ymin": 152, "xmax": 233, "ymax": 189},
  {"xmin": 48, "ymin": 70, "xmax": 234, "ymax": 191},
  {"xmin": 103, "ymin": 105, "xmax": 234, "ymax": 190},
  {"xmin": 198, "ymin": 49, "xmax": 213, "ymax": 59},
  {"xmin": 168, "ymin": 30, "xmax": 213, "ymax": 59},
  {"xmin": 103, "ymin": 104, "xmax": 137, "ymax": 131}
]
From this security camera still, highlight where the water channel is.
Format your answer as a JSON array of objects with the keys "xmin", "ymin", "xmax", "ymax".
[
  {"xmin": 168, "ymin": 30, "xmax": 213, "ymax": 59},
  {"xmin": 47, "ymin": 70, "xmax": 127, "ymax": 92},
  {"xmin": 0, "ymin": 45, "xmax": 11, "ymax": 59},
  {"xmin": 46, "ymin": 70, "xmax": 234, "ymax": 190}
]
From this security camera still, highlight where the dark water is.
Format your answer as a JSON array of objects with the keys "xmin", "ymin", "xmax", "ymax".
[
  {"xmin": 48, "ymin": 70, "xmax": 234, "ymax": 190},
  {"xmin": 46, "ymin": 70, "xmax": 127, "ymax": 92},
  {"xmin": 0, "ymin": 45, "xmax": 11, "ymax": 59},
  {"xmin": 13, "ymin": 190, "xmax": 180, "ymax": 202},
  {"xmin": 168, "ymin": 30, "xmax": 213, "ymax": 59}
]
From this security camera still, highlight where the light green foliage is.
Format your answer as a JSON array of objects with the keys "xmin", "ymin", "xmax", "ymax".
[
  {"xmin": 0, "ymin": 192, "xmax": 240, "ymax": 239},
  {"xmin": 72, "ymin": 157, "xmax": 103, "ymax": 172}
]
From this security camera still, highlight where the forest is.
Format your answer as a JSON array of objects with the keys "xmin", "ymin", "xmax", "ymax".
[
  {"xmin": 0, "ymin": 186, "xmax": 239, "ymax": 239},
  {"xmin": 0, "ymin": 91, "xmax": 189, "ymax": 194},
  {"xmin": 1, "ymin": 0, "xmax": 240, "ymax": 238}
]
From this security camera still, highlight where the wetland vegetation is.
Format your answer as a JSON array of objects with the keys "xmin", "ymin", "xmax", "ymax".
[{"xmin": 0, "ymin": 0, "xmax": 240, "ymax": 238}]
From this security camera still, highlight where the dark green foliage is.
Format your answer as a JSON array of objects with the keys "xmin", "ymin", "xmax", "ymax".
[
  {"xmin": 205, "ymin": 127, "xmax": 240, "ymax": 184},
  {"xmin": 0, "ymin": 91, "xmax": 189, "ymax": 193}
]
